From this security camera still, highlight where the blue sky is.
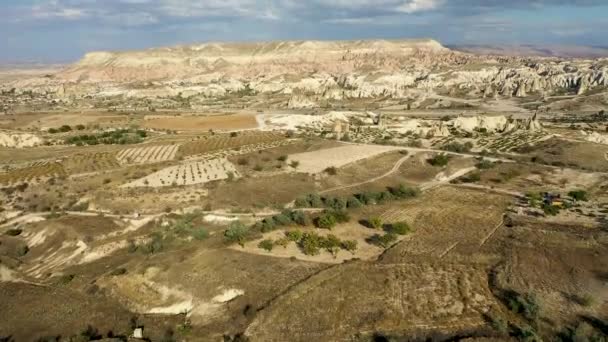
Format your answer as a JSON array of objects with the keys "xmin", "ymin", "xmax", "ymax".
[{"xmin": 1, "ymin": 0, "xmax": 607, "ymax": 62}]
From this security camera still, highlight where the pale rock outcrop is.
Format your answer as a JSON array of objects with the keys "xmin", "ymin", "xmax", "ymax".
[{"xmin": 0, "ymin": 131, "xmax": 44, "ymax": 148}]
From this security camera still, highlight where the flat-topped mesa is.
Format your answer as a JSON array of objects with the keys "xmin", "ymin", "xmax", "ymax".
[{"xmin": 59, "ymin": 39, "xmax": 454, "ymax": 82}]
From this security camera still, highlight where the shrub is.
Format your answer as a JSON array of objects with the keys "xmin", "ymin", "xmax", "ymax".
[
  {"xmin": 294, "ymin": 197, "xmax": 310, "ymax": 208},
  {"xmin": 368, "ymin": 217, "xmax": 383, "ymax": 230},
  {"xmin": 277, "ymin": 155, "xmax": 288, "ymax": 162},
  {"xmin": 75, "ymin": 124, "xmax": 86, "ymax": 130},
  {"xmin": 507, "ymin": 292, "xmax": 540, "ymax": 321},
  {"xmin": 341, "ymin": 240, "xmax": 358, "ymax": 253},
  {"xmin": 388, "ymin": 184, "xmax": 419, "ymax": 199},
  {"xmin": 253, "ymin": 164, "xmax": 263, "ymax": 171},
  {"xmin": 368, "ymin": 233, "xmax": 397, "ymax": 248},
  {"xmin": 346, "ymin": 196, "xmax": 362, "ymax": 209},
  {"xmin": 376, "ymin": 191, "xmax": 395, "ymax": 203},
  {"xmin": 330, "ymin": 210, "xmax": 350, "ymax": 223},
  {"xmin": 274, "ymin": 237, "xmax": 290, "ymax": 248},
  {"xmin": 237, "ymin": 158, "xmax": 249, "ymax": 165},
  {"xmin": 388, "ymin": 222, "xmax": 410, "ymax": 235},
  {"xmin": 542, "ymin": 204, "xmax": 560, "ymax": 216},
  {"xmin": 230, "ymin": 132, "xmax": 238, "ymax": 138},
  {"xmin": 427, "ymin": 154, "xmax": 451, "ymax": 167},
  {"xmin": 142, "ymin": 233, "xmax": 164, "ymax": 254},
  {"xmin": 259, "ymin": 217, "xmax": 277, "ymax": 232},
  {"xmin": 324, "ymin": 166, "xmax": 338, "ymax": 175},
  {"xmin": 5, "ymin": 228, "xmax": 22, "ymax": 236},
  {"xmin": 326, "ymin": 197, "xmax": 347, "ymax": 211},
  {"xmin": 315, "ymin": 212, "xmax": 337, "ymax": 229},
  {"xmin": 568, "ymin": 190, "xmax": 588, "ymax": 201},
  {"xmin": 291, "ymin": 210, "xmax": 311, "ymax": 226},
  {"xmin": 110, "ymin": 268, "xmax": 128, "ymax": 276},
  {"xmin": 192, "ymin": 228, "xmax": 209, "ymax": 241},
  {"xmin": 307, "ymin": 193, "xmax": 324, "ymax": 208},
  {"xmin": 289, "ymin": 160, "xmax": 300, "ymax": 168},
  {"xmin": 299, "ymin": 232, "xmax": 323, "ymax": 255},
  {"xmin": 224, "ymin": 221, "xmax": 248, "ymax": 245},
  {"xmin": 475, "ymin": 158, "xmax": 495, "ymax": 169},
  {"xmin": 441, "ymin": 142, "xmax": 472, "ymax": 153},
  {"xmin": 17, "ymin": 244, "xmax": 29, "ymax": 256},
  {"xmin": 285, "ymin": 230, "xmax": 304, "ymax": 242},
  {"xmin": 273, "ymin": 213, "xmax": 293, "ymax": 226},
  {"xmin": 57, "ymin": 274, "xmax": 75, "ymax": 285},
  {"xmin": 258, "ymin": 239, "xmax": 274, "ymax": 252},
  {"xmin": 461, "ymin": 172, "xmax": 481, "ymax": 183}
]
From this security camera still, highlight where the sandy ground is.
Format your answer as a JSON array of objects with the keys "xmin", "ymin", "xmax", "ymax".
[
  {"xmin": 288, "ymin": 143, "xmax": 402, "ymax": 173},
  {"xmin": 142, "ymin": 114, "xmax": 258, "ymax": 132}
]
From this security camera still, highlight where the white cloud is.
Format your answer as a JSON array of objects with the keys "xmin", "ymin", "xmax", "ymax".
[{"xmin": 397, "ymin": 0, "xmax": 443, "ymax": 13}]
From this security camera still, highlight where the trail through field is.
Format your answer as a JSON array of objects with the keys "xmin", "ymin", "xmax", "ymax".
[
  {"xmin": 419, "ymin": 167, "xmax": 477, "ymax": 191},
  {"xmin": 479, "ymin": 216, "xmax": 505, "ymax": 247},
  {"xmin": 438, "ymin": 242, "xmax": 459, "ymax": 258},
  {"xmin": 319, "ymin": 154, "xmax": 413, "ymax": 195},
  {"xmin": 451, "ymin": 183, "xmax": 525, "ymax": 198}
]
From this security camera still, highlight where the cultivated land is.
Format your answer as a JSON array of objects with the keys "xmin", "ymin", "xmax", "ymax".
[{"xmin": 0, "ymin": 39, "xmax": 607, "ymax": 342}]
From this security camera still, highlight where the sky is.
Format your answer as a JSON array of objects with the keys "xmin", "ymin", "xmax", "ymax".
[{"xmin": 1, "ymin": 0, "xmax": 608, "ymax": 62}]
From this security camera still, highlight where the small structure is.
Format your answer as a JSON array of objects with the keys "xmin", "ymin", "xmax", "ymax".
[{"xmin": 132, "ymin": 328, "xmax": 144, "ymax": 339}]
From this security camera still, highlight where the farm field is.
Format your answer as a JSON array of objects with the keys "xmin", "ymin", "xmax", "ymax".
[
  {"xmin": 288, "ymin": 143, "xmax": 402, "ymax": 173},
  {"xmin": 61, "ymin": 152, "xmax": 120, "ymax": 174},
  {"xmin": 142, "ymin": 113, "xmax": 258, "ymax": 131},
  {"xmin": 122, "ymin": 158, "xmax": 239, "ymax": 187},
  {"xmin": 0, "ymin": 161, "xmax": 66, "ymax": 185},
  {"xmin": 178, "ymin": 131, "xmax": 286, "ymax": 157},
  {"xmin": 116, "ymin": 144, "xmax": 179, "ymax": 164}
]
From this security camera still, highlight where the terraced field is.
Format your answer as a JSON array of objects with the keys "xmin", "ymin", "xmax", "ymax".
[
  {"xmin": 122, "ymin": 158, "xmax": 239, "ymax": 187},
  {"xmin": 0, "ymin": 161, "xmax": 66, "ymax": 185},
  {"xmin": 61, "ymin": 152, "xmax": 120, "ymax": 174},
  {"xmin": 178, "ymin": 132, "xmax": 286, "ymax": 157},
  {"xmin": 116, "ymin": 144, "xmax": 179, "ymax": 164}
]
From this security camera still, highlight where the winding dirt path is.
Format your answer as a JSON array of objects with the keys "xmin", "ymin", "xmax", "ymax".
[{"xmin": 319, "ymin": 154, "xmax": 413, "ymax": 195}]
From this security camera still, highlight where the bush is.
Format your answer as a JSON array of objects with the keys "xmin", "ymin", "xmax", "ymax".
[
  {"xmin": 341, "ymin": 240, "xmax": 358, "ymax": 253},
  {"xmin": 325, "ymin": 197, "xmax": 347, "ymax": 211},
  {"xmin": 368, "ymin": 233, "xmax": 398, "ymax": 248},
  {"xmin": 285, "ymin": 230, "xmax": 303, "ymax": 242},
  {"xmin": 507, "ymin": 292, "xmax": 540, "ymax": 321},
  {"xmin": 289, "ymin": 160, "xmax": 300, "ymax": 168},
  {"xmin": 461, "ymin": 172, "xmax": 481, "ymax": 183},
  {"xmin": 475, "ymin": 158, "xmax": 495, "ymax": 169},
  {"xmin": 427, "ymin": 154, "xmax": 451, "ymax": 166},
  {"xmin": 110, "ymin": 268, "xmax": 128, "ymax": 276},
  {"xmin": 368, "ymin": 217, "xmax": 383, "ymax": 230},
  {"xmin": 192, "ymin": 228, "xmax": 209, "ymax": 241},
  {"xmin": 330, "ymin": 210, "xmax": 350, "ymax": 223},
  {"xmin": 568, "ymin": 190, "xmax": 588, "ymax": 201},
  {"xmin": 273, "ymin": 213, "xmax": 293, "ymax": 226},
  {"xmin": 224, "ymin": 221, "xmax": 248, "ymax": 245},
  {"xmin": 542, "ymin": 204, "xmax": 560, "ymax": 216},
  {"xmin": 5, "ymin": 228, "xmax": 22, "ymax": 236},
  {"xmin": 441, "ymin": 142, "xmax": 472, "ymax": 153},
  {"xmin": 259, "ymin": 217, "xmax": 277, "ymax": 232},
  {"xmin": 307, "ymin": 193, "xmax": 324, "ymax": 208},
  {"xmin": 274, "ymin": 237, "xmax": 290, "ymax": 248},
  {"xmin": 258, "ymin": 239, "xmax": 274, "ymax": 252},
  {"xmin": 346, "ymin": 196, "xmax": 362, "ymax": 209},
  {"xmin": 141, "ymin": 233, "xmax": 164, "ymax": 254},
  {"xmin": 299, "ymin": 232, "xmax": 323, "ymax": 255},
  {"xmin": 388, "ymin": 184, "xmax": 419, "ymax": 199},
  {"xmin": 315, "ymin": 212, "xmax": 337, "ymax": 229},
  {"xmin": 17, "ymin": 244, "xmax": 29, "ymax": 256},
  {"xmin": 277, "ymin": 155, "xmax": 288, "ymax": 162},
  {"xmin": 324, "ymin": 166, "xmax": 338, "ymax": 175},
  {"xmin": 291, "ymin": 210, "xmax": 311, "ymax": 226},
  {"xmin": 387, "ymin": 222, "xmax": 410, "ymax": 235},
  {"xmin": 75, "ymin": 124, "xmax": 86, "ymax": 130}
]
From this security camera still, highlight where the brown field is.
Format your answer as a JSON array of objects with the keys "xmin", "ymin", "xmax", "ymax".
[
  {"xmin": 142, "ymin": 114, "xmax": 258, "ymax": 131},
  {"xmin": 178, "ymin": 131, "xmax": 286, "ymax": 157},
  {"xmin": 521, "ymin": 137, "xmax": 608, "ymax": 172}
]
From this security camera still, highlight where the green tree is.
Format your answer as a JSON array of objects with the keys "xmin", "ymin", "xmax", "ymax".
[
  {"xmin": 224, "ymin": 221, "xmax": 248, "ymax": 245},
  {"xmin": 315, "ymin": 212, "xmax": 337, "ymax": 229}
]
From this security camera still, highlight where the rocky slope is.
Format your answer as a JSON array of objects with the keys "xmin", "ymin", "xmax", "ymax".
[{"xmin": 1, "ymin": 39, "xmax": 607, "ymax": 110}]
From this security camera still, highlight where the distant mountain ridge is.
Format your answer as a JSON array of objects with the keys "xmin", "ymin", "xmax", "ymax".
[{"xmin": 450, "ymin": 44, "xmax": 608, "ymax": 58}]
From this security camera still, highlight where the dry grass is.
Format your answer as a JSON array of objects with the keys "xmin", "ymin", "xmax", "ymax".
[{"xmin": 142, "ymin": 113, "xmax": 258, "ymax": 131}]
